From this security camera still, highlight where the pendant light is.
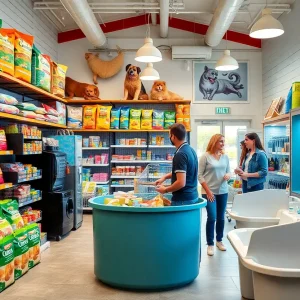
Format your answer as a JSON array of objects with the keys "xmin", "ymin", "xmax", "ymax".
[
  {"xmin": 135, "ymin": 15, "xmax": 162, "ymax": 63},
  {"xmin": 250, "ymin": 8, "xmax": 284, "ymax": 39},
  {"xmin": 215, "ymin": 32, "xmax": 239, "ymax": 71},
  {"xmin": 140, "ymin": 63, "xmax": 160, "ymax": 81}
]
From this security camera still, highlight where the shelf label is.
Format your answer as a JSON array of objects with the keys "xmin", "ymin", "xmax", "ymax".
[{"xmin": 215, "ymin": 107, "xmax": 230, "ymax": 115}]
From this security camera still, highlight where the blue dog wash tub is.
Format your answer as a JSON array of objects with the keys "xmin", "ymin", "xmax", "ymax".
[{"xmin": 89, "ymin": 195, "xmax": 207, "ymax": 290}]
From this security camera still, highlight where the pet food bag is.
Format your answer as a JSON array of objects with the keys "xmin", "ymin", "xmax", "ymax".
[
  {"xmin": 45, "ymin": 114, "xmax": 59, "ymax": 123},
  {"xmin": 0, "ymin": 94, "xmax": 18, "ymax": 105},
  {"xmin": 0, "ymin": 29, "xmax": 15, "ymax": 76},
  {"xmin": 34, "ymin": 107, "xmax": 47, "ymax": 115},
  {"xmin": 13, "ymin": 228, "xmax": 29, "ymax": 280},
  {"xmin": 0, "ymin": 234, "xmax": 15, "ymax": 292},
  {"xmin": 67, "ymin": 106, "xmax": 82, "ymax": 128},
  {"xmin": 26, "ymin": 223, "xmax": 40, "ymax": 269},
  {"xmin": 52, "ymin": 62, "xmax": 68, "ymax": 97},
  {"xmin": 0, "ymin": 200, "xmax": 24, "ymax": 232},
  {"xmin": 14, "ymin": 30, "xmax": 34, "ymax": 83},
  {"xmin": 0, "ymin": 129, "xmax": 7, "ymax": 151},
  {"xmin": 48, "ymin": 102, "xmax": 66, "ymax": 125},
  {"xmin": 176, "ymin": 115, "xmax": 191, "ymax": 131},
  {"xmin": 175, "ymin": 104, "xmax": 190, "ymax": 116},
  {"xmin": 16, "ymin": 103, "xmax": 37, "ymax": 111},
  {"xmin": 152, "ymin": 110, "xmax": 164, "ymax": 130},
  {"xmin": 0, "ymin": 104, "xmax": 19, "ymax": 115},
  {"xmin": 83, "ymin": 105, "xmax": 97, "ymax": 129},
  {"xmin": 141, "ymin": 109, "xmax": 153, "ymax": 130},
  {"xmin": 42, "ymin": 103, "xmax": 59, "ymax": 116},
  {"xmin": 18, "ymin": 110, "xmax": 37, "ymax": 119},
  {"xmin": 129, "ymin": 109, "xmax": 142, "ymax": 130},
  {"xmin": 110, "ymin": 107, "xmax": 121, "ymax": 129},
  {"xmin": 0, "ymin": 218, "xmax": 13, "ymax": 240},
  {"xmin": 0, "ymin": 168, "xmax": 3, "ymax": 184},
  {"xmin": 96, "ymin": 105, "xmax": 112, "ymax": 130},
  {"xmin": 164, "ymin": 111, "xmax": 175, "ymax": 129},
  {"xmin": 120, "ymin": 107, "xmax": 130, "ymax": 130}
]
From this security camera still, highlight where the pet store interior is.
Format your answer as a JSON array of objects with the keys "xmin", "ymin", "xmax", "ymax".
[{"xmin": 0, "ymin": 0, "xmax": 299, "ymax": 299}]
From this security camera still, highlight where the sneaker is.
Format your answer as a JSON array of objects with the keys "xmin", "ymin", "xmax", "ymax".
[
  {"xmin": 207, "ymin": 246, "xmax": 214, "ymax": 256},
  {"xmin": 216, "ymin": 241, "xmax": 227, "ymax": 251}
]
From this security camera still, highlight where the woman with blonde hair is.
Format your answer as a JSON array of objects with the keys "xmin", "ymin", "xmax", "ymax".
[{"xmin": 198, "ymin": 134, "xmax": 230, "ymax": 256}]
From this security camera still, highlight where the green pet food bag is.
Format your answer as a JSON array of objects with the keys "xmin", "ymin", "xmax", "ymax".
[
  {"xmin": 0, "ymin": 200, "xmax": 24, "ymax": 231},
  {"xmin": 26, "ymin": 223, "xmax": 40, "ymax": 269},
  {"xmin": 164, "ymin": 111, "xmax": 176, "ymax": 129},
  {"xmin": 120, "ymin": 107, "xmax": 130, "ymax": 129}
]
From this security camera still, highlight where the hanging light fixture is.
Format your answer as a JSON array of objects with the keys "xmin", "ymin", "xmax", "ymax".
[
  {"xmin": 250, "ymin": 8, "xmax": 284, "ymax": 39},
  {"xmin": 215, "ymin": 32, "xmax": 239, "ymax": 71},
  {"xmin": 140, "ymin": 63, "xmax": 160, "ymax": 81},
  {"xmin": 135, "ymin": 15, "xmax": 162, "ymax": 63}
]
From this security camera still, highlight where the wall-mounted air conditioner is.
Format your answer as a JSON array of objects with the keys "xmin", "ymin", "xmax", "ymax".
[{"xmin": 172, "ymin": 46, "xmax": 212, "ymax": 60}]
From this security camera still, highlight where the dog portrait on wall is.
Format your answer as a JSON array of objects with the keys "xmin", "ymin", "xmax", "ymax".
[{"xmin": 193, "ymin": 62, "xmax": 248, "ymax": 103}]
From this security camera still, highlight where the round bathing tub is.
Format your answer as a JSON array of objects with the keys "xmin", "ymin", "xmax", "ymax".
[{"xmin": 89, "ymin": 195, "xmax": 207, "ymax": 290}]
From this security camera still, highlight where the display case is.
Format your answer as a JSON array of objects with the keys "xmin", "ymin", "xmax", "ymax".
[{"xmin": 291, "ymin": 108, "xmax": 300, "ymax": 196}]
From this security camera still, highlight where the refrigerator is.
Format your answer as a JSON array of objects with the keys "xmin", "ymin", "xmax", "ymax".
[{"xmin": 51, "ymin": 135, "xmax": 83, "ymax": 230}]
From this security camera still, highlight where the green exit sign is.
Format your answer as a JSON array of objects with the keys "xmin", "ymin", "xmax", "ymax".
[{"xmin": 215, "ymin": 107, "xmax": 231, "ymax": 114}]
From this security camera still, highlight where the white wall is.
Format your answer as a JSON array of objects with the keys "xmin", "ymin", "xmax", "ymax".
[
  {"xmin": 0, "ymin": 0, "xmax": 58, "ymax": 60},
  {"xmin": 262, "ymin": 1, "xmax": 300, "ymax": 114}
]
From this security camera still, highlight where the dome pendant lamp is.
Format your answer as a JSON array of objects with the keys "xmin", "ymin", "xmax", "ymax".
[
  {"xmin": 215, "ymin": 32, "xmax": 239, "ymax": 71},
  {"xmin": 250, "ymin": 8, "xmax": 284, "ymax": 39},
  {"xmin": 140, "ymin": 63, "xmax": 160, "ymax": 81}
]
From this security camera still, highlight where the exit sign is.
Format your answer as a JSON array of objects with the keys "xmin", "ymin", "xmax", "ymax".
[{"xmin": 215, "ymin": 107, "xmax": 231, "ymax": 114}]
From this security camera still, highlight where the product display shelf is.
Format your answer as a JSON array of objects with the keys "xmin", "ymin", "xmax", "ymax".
[
  {"xmin": 111, "ymin": 175, "xmax": 138, "ymax": 179},
  {"xmin": 82, "ymin": 147, "xmax": 110, "ymax": 150},
  {"xmin": 0, "ymin": 150, "xmax": 13, "ymax": 155},
  {"xmin": 3, "ymin": 174, "xmax": 42, "ymax": 184},
  {"xmin": 111, "ymin": 184, "xmax": 134, "ymax": 188},
  {"xmin": 111, "ymin": 145, "xmax": 147, "ymax": 148},
  {"xmin": 19, "ymin": 196, "xmax": 42, "ymax": 208},
  {"xmin": 111, "ymin": 160, "xmax": 172, "ymax": 164},
  {"xmin": 291, "ymin": 108, "xmax": 300, "ymax": 197},
  {"xmin": 27, "ymin": 217, "xmax": 42, "ymax": 225},
  {"xmin": 270, "ymin": 152, "xmax": 290, "ymax": 155},
  {"xmin": 269, "ymin": 171, "xmax": 290, "ymax": 177},
  {"xmin": 73, "ymin": 129, "xmax": 187, "ymax": 132},
  {"xmin": 90, "ymin": 181, "xmax": 110, "ymax": 185},
  {"xmin": 148, "ymin": 145, "xmax": 175, "ymax": 148},
  {"xmin": 262, "ymin": 113, "xmax": 290, "ymax": 125},
  {"xmin": 67, "ymin": 99, "xmax": 191, "ymax": 105},
  {"xmin": 0, "ymin": 112, "xmax": 67, "ymax": 128},
  {"xmin": 82, "ymin": 164, "xmax": 109, "ymax": 167},
  {"xmin": 0, "ymin": 182, "xmax": 13, "ymax": 190},
  {"xmin": 0, "ymin": 71, "xmax": 67, "ymax": 103}
]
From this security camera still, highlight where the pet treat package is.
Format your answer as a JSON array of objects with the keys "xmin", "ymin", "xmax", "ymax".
[
  {"xmin": 13, "ymin": 228, "xmax": 29, "ymax": 280},
  {"xmin": 52, "ymin": 62, "xmax": 68, "ymax": 97},
  {"xmin": 26, "ymin": 223, "xmax": 41, "ymax": 269},
  {"xmin": 152, "ymin": 110, "xmax": 164, "ymax": 130},
  {"xmin": 34, "ymin": 107, "xmax": 47, "ymax": 115},
  {"xmin": 141, "ymin": 109, "xmax": 153, "ymax": 130},
  {"xmin": 176, "ymin": 115, "xmax": 191, "ymax": 131},
  {"xmin": 96, "ymin": 105, "xmax": 112, "ymax": 130},
  {"xmin": 164, "ymin": 111, "xmax": 175, "ymax": 129},
  {"xmin": 16, "ymin": 103, "xmax": 37, "ymax": 111},
  {"xmin": 0, "ymin": 29, "xmax": 15, "ymax": 76},
  {"xmin": 48, "ymin": 102, "xmax": 66, "ymax": 125},
  {"xmin": 110, "ymin": 107, "xmax": 121, "ymax": 129},
  {"xmin": 175, "ymin": 104, "xmax": 190, "ymax": 116},
  {"xmin": 120, "ymin": 107, "xmax": 130, "ymax": 129},
  {"xmin": 83, "ymin": 105, "xmax": 97, "ymax": 129},
  {"xmin": 0, "ymin": 94, "xmax": 18, "ymax": 106},
  {"xmin": 0, "ymin": 200, "xmax": 24, "ymax": 231},
  {"xmin": 0, "ymin": 129, "xmax": 7, "ymax": 151},
  {"xmin": 0, "ymin": 104, "xmax": 19, "ymax": 115},
  {"xmin": 0, "ymin": 217, "xmax": 13, "ymax": 240},
  {"xmin": 67, "ymin": 106, "xmax": 82, "ymax": 128},
  {"xmin": 14, "ymin": 30, "xmax": 34, "ymax": 83},
  {"xmin": 129, "ymin": 109, "xmax": 142, "ymax": 130},
  {"xmin": 0, "ymin": 234, "xmax": 15, "ymax": 292},
  {"xmin": 42, "ymin": 103, "xmax": 59, "ymax": 116}
]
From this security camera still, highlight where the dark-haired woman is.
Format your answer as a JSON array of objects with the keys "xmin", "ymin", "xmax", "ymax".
[{"xmin": 235, "ymin": 133, "xmax": 268, "ymax": 193}]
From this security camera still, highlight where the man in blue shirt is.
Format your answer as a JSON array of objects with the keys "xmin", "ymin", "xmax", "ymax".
[{"xmin": 155, "ymin": 124, "xmax": 199, "ymax": 205}]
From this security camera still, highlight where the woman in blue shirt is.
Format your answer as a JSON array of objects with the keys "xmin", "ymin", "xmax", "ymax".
[
  {"xmin": 198, "ymin": 134, "xmax": 230, "ymax": 256},
  {"xmin": 236, "ymin": 132, "xmax": 268, "ymax": 193}
]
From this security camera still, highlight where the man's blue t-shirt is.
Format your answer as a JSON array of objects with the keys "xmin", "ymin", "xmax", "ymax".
[{"xmin": 171, "ymin": 142, "xmax": 199, "ymax": 202}]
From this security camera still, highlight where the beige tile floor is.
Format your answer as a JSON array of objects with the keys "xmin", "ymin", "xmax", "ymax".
[{"xmin": 2, "ymin": 212, "xmax": 244, "ymax": 300}]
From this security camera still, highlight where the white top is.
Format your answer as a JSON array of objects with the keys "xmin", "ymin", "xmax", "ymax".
[{"xmin": 244, "ymin": 154, "xmax": 253, "ymax": 181}]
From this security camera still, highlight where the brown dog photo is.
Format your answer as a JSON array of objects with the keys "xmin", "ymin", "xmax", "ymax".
[
  {"xmin": 150, "ymin": 80, "xmax": 183, "ymax": 100},
  {"xmin": 124, "ymin": 64, "xmax": 148, "ymax": 100},
  {"xmin": 65, "ymin": 77, "xmax": 100, "ymax": 100}
]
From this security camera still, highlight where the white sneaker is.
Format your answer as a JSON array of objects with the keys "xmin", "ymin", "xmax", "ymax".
[
  {"xmin": 216, "ymin": 241, "xmax": 227, "ymax": 251},
  {"xmin": 207, "ymin": 246, "xmax": 214, "ymax": 256}
]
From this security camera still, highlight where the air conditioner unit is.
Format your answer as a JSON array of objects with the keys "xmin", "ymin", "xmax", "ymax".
[{"xmin": 172, "ymin": 46, "xmax": 212, "ymax": 60}]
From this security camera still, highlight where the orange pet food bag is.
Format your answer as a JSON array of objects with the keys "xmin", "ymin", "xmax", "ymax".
[
  {"xmin": 183, "ymin": 115, "xmax": 191, "ymax": 131},
  {"xmin": 83, "ymin": 105, "xmax": 97, "ymax": 129},
  {"xmin": 0, "ymin": 29, "xmax": 15, "ymax": 76},
  {"xmin": 175, "ymin": 104, "xmax": 190, "ymax": 116},
  {"xmin": 14, "ymin": 30, "xmax": 34, "ymax": 83}
]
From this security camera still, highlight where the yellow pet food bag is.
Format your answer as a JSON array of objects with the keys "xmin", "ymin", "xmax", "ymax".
[
  {"xmin": 83, "ymin": 105, "xmax": 97, "ymax": 129},
  {"xmin": 96, "ymin": 105, "xmax": 112, "ymax": 130},
  {"xmin": 14, "ymin": 30, "xmax": 34, "ymax": 83},
  {"xmin": 129, "ymin": 109, "xmax": 142, "ymax": 130},
  {"xmin": 141, "ymin": 109, "xmax": 153, "ymax": 130},
  {"xmin": 0, "ymin": 29, "xmax": 15, "ymax": 76},
  {"xmin": 52, "ymin": 62, "xmax": 68, "ymax": 97},
  {"xmin": 175, "ymin": 104, "xmax": 190, "ymax": 116}
]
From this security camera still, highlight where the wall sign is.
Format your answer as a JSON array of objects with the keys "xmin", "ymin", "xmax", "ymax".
[{"xmin": 215, "ymin": 107, "xmax": 231, "ymax": 114}]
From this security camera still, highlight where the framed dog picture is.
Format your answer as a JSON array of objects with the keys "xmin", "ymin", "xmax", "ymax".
[{"xmin": 193, "ymin": 61, "xmax": 249, "ymax": 103}]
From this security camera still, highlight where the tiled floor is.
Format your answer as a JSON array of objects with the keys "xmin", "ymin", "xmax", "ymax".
[{"xmin": 2, "ymin": 211, "xmax": 244, "ymax": 300}]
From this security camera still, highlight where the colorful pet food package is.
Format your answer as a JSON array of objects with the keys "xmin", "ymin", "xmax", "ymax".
[
  {"xmin": 13, "ymin": 228, "xmax": 29, "ymax": 280},
  {"xmin": 0, "ymin": 29, "xmax": 15, "ymax": 76},
  {"xmin": 141, "ymin": 109, "xmax": 153, "ymax": 130},
  {"xmin": 120, "ymin": 107, "xmax": 130, "ymax": 130},
  {"xmin": 175, "ymin": 104, "xmax": 190, "ymax": 130},
  {"xmin": 110, "ymin": 107, "xmax": 121, "ymax": 129},
  {"xmin": 0, "ymin": 168, "xmax": 4, "ymax": 184},
  {"xmin": 0, "ymin": 94, "xmax": 18, "ymax": 106},
  {"xmin": 26, "ymin": 223, "xmax": 40, "ymax": 269},
  {"xmin": 0, "ymin": 104, "xmax": 19, "ymax": 115},
  {"xmin": 67, "ymin": 106, "xmax": 82, "ymax": 128},
  {"xmin": 96, "ymin": 105, "xmax": 112, "ymax": 130},
  {"xmin": 44, "ymin": 114, "xmax": 58, "ymax": 123},
  {"xmin": 18, "ymin": 110, "xmax": 37, "ymax": 119},
  {"xmin": 152, "ymin": 110, "xmax": 164, "ymax": 130},
  {"xmin": 0, "ymin": 200, "xmax": 24, "ymax": 232},
  {"xmin": 42, "ymin": 103, "xmax": 59, "ymax": 116},
  {"xmin": 83, "ymin": 105, "xmax": 97, "ymax": 129},
  {"xmin": 164, "ymin": 111, "xmax": 175, "ymax": 129},
  {"xmin": 14, "ymin": 30, "xmax": 34, "ymax": 83},
  {"xmin": 0, "ymin": 234, "xmax": 15, "ymax": 292},
  {"xmin": 0, "ymin": 217, "xmax": 13, "ymax": 240},
  {"xmin": 48, "ymin": 101, "xmax": 66, "ymax": 125},
  {"xmin": 129, "ymin": 109, "xmax": 142, "ymax": 130},
  {"xmin": 34, "ymin": 107, "xmax": 47, "ymax": 115},
  {"xmin": 183, "ymin": 115, "xmax": 191, "ymax": 131},
  {"xmin": 175, "ymin": 104, "xmax": 190, "ymax": 116},
  {"xmin": 0, "ymin": 129, "xmax": 7, "ymax": 151},
  {"xmin": 52, "ymin": 62, "xmax": 68, "ymax": 97},
  {"xmin": 16, "ymin": 102, "xmax": 37, "ymax": 111}
]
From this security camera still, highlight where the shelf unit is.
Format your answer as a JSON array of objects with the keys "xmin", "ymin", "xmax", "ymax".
[
  {"xmin": 19, "ymin": 196, "xmax": 42, "ymax": 208},
  {"xmin": 111, "ymin": 145, "xmax": 147, "ymax": 148},
  {"xmin": 73, "ymin": 129, "xmax": 189, "ymax": 132},
  {"xmin": 0, "ymin": 183, "xmax": 13, "ymax": 190},
  {"xmin": 82, "ymin": 147, "xmax": 109, "ymax": 150},
  {"xmin": 67, "ymin": 99, "xmax": 191, "ymax": 105},
  {"xmin": 111, "ymin": 175, "xmax": 138, "ymax": 179},
  {"xmin": 28, "ymin": 217, "xmax": 42, "ymax": 225},
  {"xmin": 111, "ymin": 160, "xmax": 172, "ymax": 164},
  {"xmin": 0, "ymin": 150, "xmax": 13, "ymax": 155},
  {"xmin": 111, "ymin": 184, "xmax": 134, "ymax": 188},
  {"xmin": 91, "ymin": 181, "xmax": 110, "ymax": 185},
  {"xmin": 270, "ymin": 152, "xmax": 290, "ymax": 155},
  {"xmin": 82, "ymin": 164, "xmax": 109, "ymax": 167}
]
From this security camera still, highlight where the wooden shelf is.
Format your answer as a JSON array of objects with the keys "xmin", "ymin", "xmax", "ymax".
[
  {"xmin": 262, "ymin": 113, "xmax": 290, "ymax": 125},
  {"xmin": 67, "ymin": 99, "xmax": 191, "ymax": 105},
  {"xmin": 0, "ymin": 183, "xmax": 13, "ymax": 190},
  {"xmin": 82, "ymin": 147, "xmax": 109, "ymax": 150},
  {"xmin": 0, "ymin": 71, "xmax": 67, "ymax": 103},
  {"xmin": 82, "ymin": 164, "xmax": 109, "ymax": 167},
  {"xmin": 111, "ymin": 145, "xmax": 147, "ymax": 148},
  {"xmin": 73, "ymin": 129, "xmax": 189, "ymax": 132},
  {"xmin": 111, "ymin": 160, "xmax": 172, "ymax": 164},
  {"xmin": 0, "ymin": 112, "xmax": 67, "ymax": 128},
  {"xmin": 0, "ymin": 150, "xmax": 13, "ymax": 155}
]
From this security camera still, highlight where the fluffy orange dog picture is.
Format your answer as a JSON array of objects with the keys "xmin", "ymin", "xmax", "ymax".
[{"xmin": 150, "ymin": 81, "xmax": 183, "ymax": 100}]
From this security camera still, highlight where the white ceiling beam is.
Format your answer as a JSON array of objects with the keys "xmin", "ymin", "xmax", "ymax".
[{"xmin": 160, "ymin": 0, "xmax": 169, "ymax": 38}]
